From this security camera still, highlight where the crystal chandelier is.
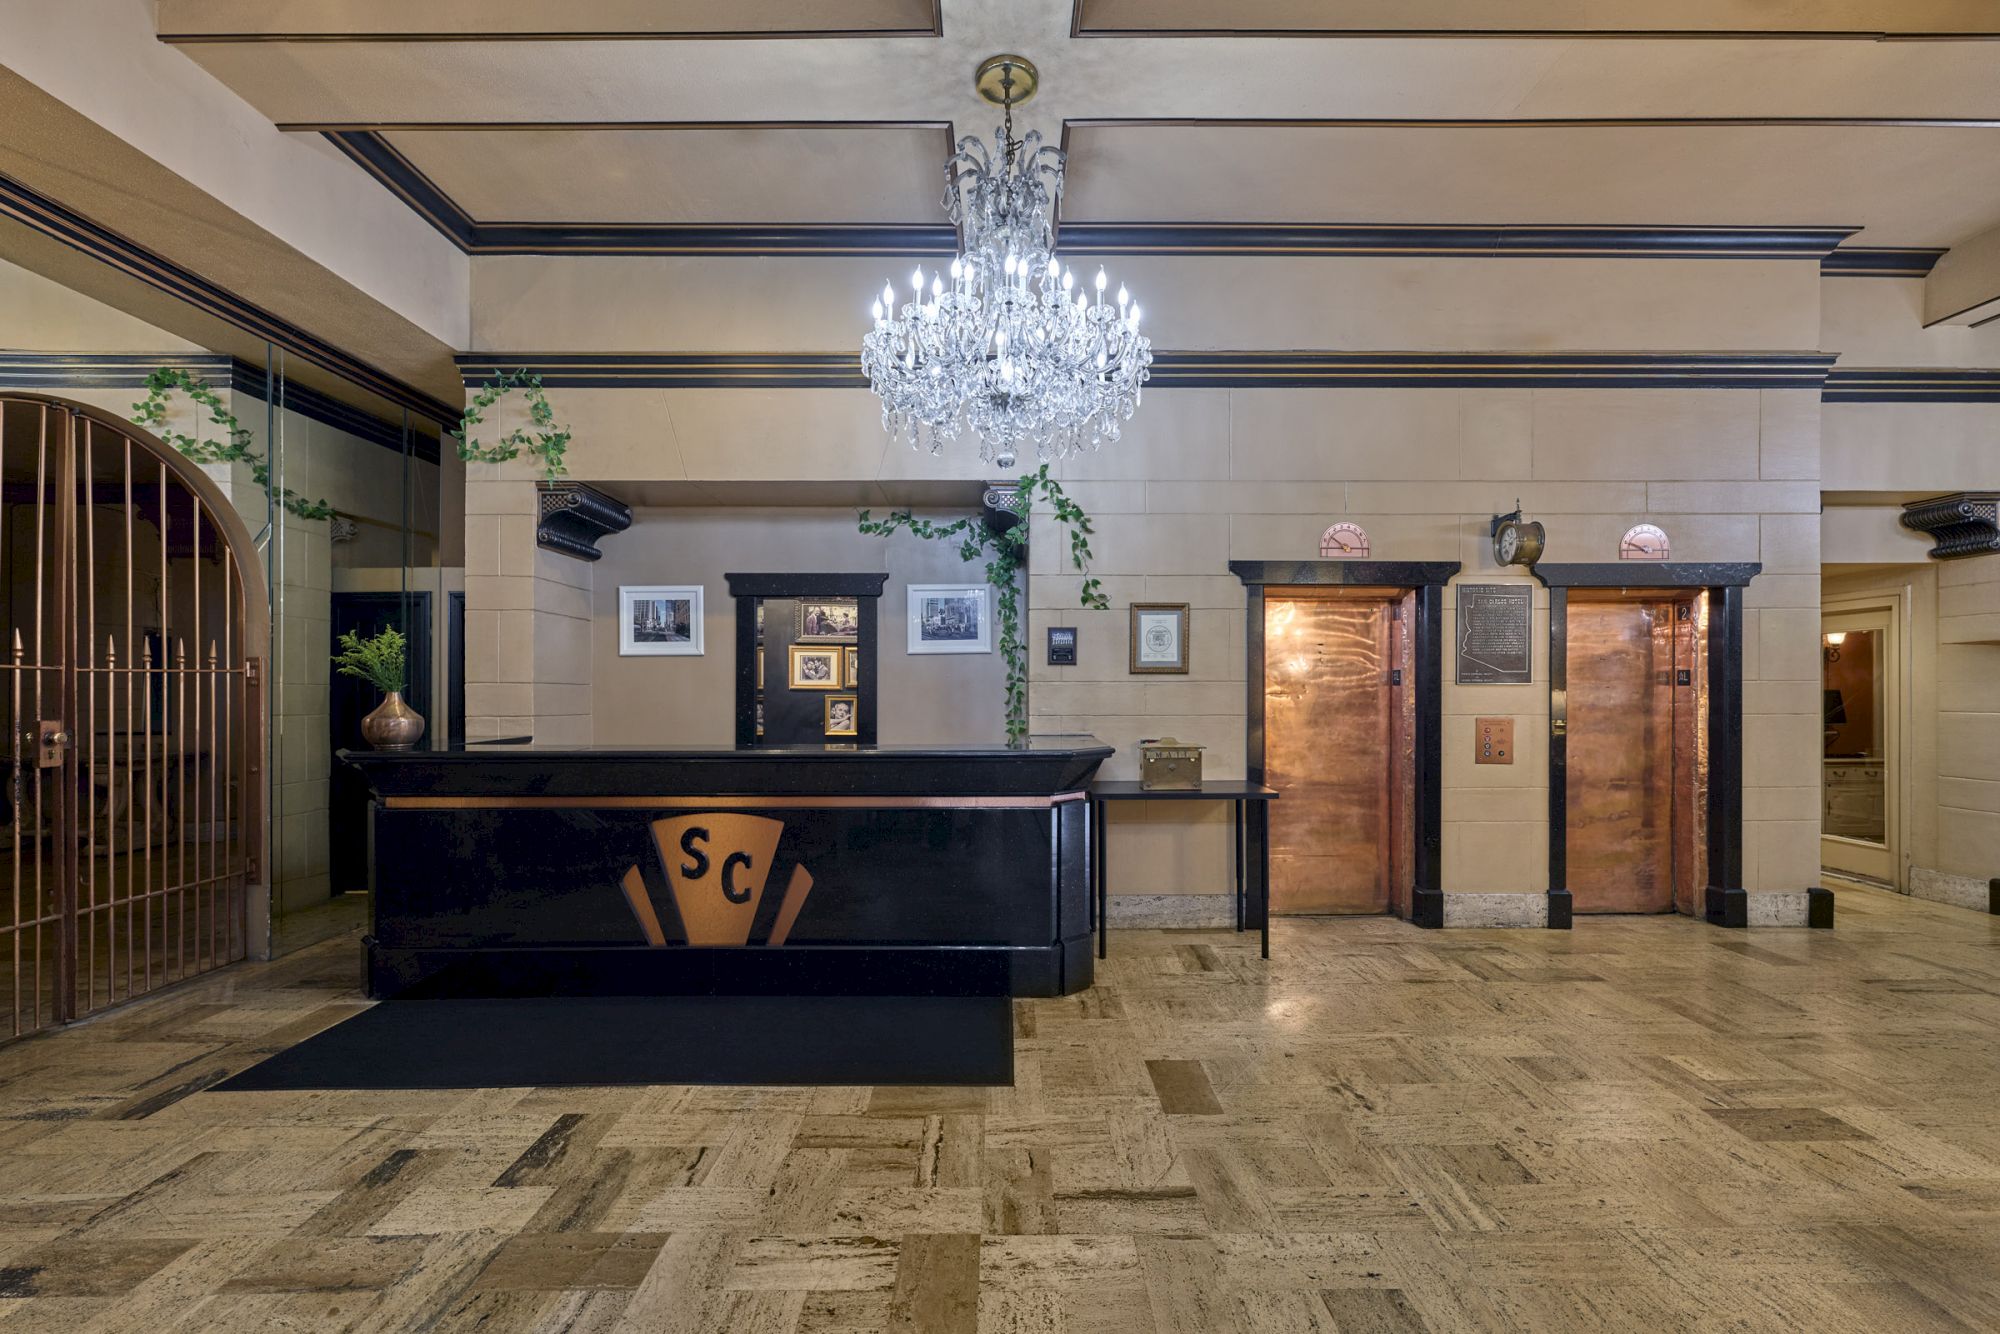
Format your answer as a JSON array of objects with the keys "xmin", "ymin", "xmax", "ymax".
[{"xmin": 862, "ymin": 56, "xmax": 1152, "ymax": 469}]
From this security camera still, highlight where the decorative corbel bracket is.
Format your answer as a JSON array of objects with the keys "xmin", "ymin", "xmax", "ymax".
[
  {"xmin": 537, "ymin": 481, "xmax": 632, "ymax": 561},
  {"xmin": 982, "ymin": 480, "xmax": 1027, "ymax": 541},
  {"xmin": 1900, "ymin": 492, "xmax": 2000, "ymax": 560}
]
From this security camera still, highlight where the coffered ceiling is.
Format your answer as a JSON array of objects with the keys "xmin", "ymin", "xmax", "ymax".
[{"xmin": 158, "ymin": 0, "xmax": 2000, "ymax": 251}]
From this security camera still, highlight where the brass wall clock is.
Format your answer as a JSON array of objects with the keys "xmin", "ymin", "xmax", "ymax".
[{"xmin": 1490, "ymin": 503, "xmax": 1545, "ymax": 568}]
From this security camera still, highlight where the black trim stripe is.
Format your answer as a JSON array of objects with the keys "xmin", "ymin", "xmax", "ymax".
[
  {"xmin": 326, "ymin": 131, "xmax": 1877, "ymax": 262},
  {"xmin": 1068, "ymin": 2, "xmax": 2000, "ymax": 40},
  {"xmin": 160, "ymin": 1, "xmax": 943, "ymax": 42},
  {"xmin": 1063, "ymin": 224, "xmax": 1859, "ymax": 259},
  {"xmin": 0, "ymin": 171, "xmax": 459, "ymax": 426},
  {"xmin": 1821, "ymin": 247, "xmax": 1948, "ymax": 277},
  {"xmin": 0, "ymin": 352, "xmax": 442, "ymax": 461},
  {"xmin": 324, "ymin": 129, "xmax": 960, "ymax": 256},
  {"xmin": 1823, "ymin": 368, "xmax": 2000, "ymax": 401},
  {"xmin": 461, "ymin": 351, "xmax": 1838, "ymax": 391}
]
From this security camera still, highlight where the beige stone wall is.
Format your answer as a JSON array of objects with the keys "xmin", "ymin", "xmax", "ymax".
[{"xmin": 457, "ymin": 252, "xmax": 1835, "ymax": 918}]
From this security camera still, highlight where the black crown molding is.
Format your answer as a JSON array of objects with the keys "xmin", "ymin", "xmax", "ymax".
[
  {"xmin": 1900, "ymin": 492, "xmax": 2000, "ymax": 559},
  {"xmin": 1823, "ymin": 368, "xmax": 2000, "ymax": 401},
  {"xmin": 1820, "ymin": 247, "xmax": 1947, "ymax": 278},
  {"xmin": 1063, "ymin": 223, "xmax": 1861, "ymax": 260},
  {"xmin": 330, "ymin": 138, "xmax": 1874, "ymax": 264},
  {"xmin": 0, "ymin": 171, "xmax": 459, "ymax": 427},
  {"xmin": 537, "ymin": 481, "xmax": 632, "ymax": 561},
  {"xmin": 1533, "ymin": 562, "xmax": 1762, "ymax": 589},
  {"xmin": 461, "ymin": 351, "xmax": 1837, "ymax": 392},
  {"xmin": 0, "ymin": 351, "xmax": 441, "ymax": 463}
]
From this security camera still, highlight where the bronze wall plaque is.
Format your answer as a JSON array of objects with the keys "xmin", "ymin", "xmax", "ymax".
[
  {"xmin": 1456, "ymin": 583, "xmax": 1533, "ymax": 685},
  {"xmin": 1475, "ymin": 717, "xmax": 1515, "ymax": 764}
]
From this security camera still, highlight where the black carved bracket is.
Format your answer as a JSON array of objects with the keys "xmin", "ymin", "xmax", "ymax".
[
  {"xmin": 982, "ymin": 481, "xmax": 1027, "ymax": 541},
  {"xmin": 537, "ymin": 481, "xmax": 632, "ymax": 561},
  {"xmin": 1901, "ymin": 492, "xmax": 2000, "ymax": 560}
]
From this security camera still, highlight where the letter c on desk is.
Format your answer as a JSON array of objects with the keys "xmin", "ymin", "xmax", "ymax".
[{"xmin": 722, "ymin": 851, "xmax": 754, "ymax": 904}]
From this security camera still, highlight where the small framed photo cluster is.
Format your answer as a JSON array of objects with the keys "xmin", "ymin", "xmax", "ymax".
[{"xmin": 619, "ymin": 586, "xmax": 703, "ymax": 657}]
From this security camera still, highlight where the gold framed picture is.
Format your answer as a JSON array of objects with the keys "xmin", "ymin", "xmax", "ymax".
[
  {"xmin": 797, "ymin": 598, "xmax": 860, "ymax": 643},
  {"xmin": 844, "ymin": 645, "xmax": 860, "ymax": 687},
  {"xmin": 1129, "ymin": 602, "xmax": 1190, "ymax": 675},
  {"xmin": 788, "ymin": 644, "xmax": 841, "ymax": 689},
  {"xmin": 824, "ymin": 694, "xmax": 859, "ymax": 736},
  {"xmin": 756, "ymin": 647, "xmax": 765, "ymax": 689}
]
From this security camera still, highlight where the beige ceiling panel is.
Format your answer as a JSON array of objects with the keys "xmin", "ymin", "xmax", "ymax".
[
  {"xmin": 1074, "ymin": 0, "xmax": 2000, "ymax": 36},
  {"xmin": 382, "ymin": 126, "xmax": 949, "ymax": 224},
  {"xmin": 172, "ymin": 31, "xmax": 2000, "ymax": 126},
  {"xmin": 159, "ymin": 0, "xmax": 938, "ymax": 39},
  {"xmin": 1063, "ymin": 123, "xmax": 2000, "ymax": 246}
]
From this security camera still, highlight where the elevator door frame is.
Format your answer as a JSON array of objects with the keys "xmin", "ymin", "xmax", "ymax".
[
  {"xmin": 1539, "ymin": 562, "xmax": 1758, "ymax": 929},
  {"xmin": 1229, "ymin": 560, "xmax": 1458, "ymax": 927}
]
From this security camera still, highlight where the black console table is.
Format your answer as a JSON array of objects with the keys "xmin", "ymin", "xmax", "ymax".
[{"xmin": 1088, "ymin": 780, "xmax": 1279, "ymax": 960}]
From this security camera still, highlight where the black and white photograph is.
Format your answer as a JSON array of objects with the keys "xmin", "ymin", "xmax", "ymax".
[
  {"xmin": 788, "ymin": 644, "xmax": 842, "ymax": 689},
  {"xmin": 618, "ymin": 585, "xmax": 703, "ymax": 656},
  {"xmin": 796, "ymin": 598, "xmax": 860, "ymax": 642},
  {"xmin": 823, "ymin": 694, "xmax": 858, "ymax": 737},
  {"xmin": 907, "ymin": 584, "xmax": 991, "ymax": 654},
  {"xmin": 843, "ymin": 645, "xmax": 859, "ymax": 687}
]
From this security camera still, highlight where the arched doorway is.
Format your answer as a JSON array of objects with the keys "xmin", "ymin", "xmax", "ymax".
[{"xmin": 1, "ymin": 394, "xmax": 268, "ymax": 1040}]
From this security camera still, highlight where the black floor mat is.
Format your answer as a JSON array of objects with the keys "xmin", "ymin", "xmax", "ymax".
[{"xmin": 214, "ymin": 994, "xmax": 1013, "ymax": 1090}]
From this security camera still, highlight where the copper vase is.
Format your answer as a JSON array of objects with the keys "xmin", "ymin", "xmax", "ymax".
[{"xmin": 361, "ymin": 690, "xmax": 426, "ymax": 751}]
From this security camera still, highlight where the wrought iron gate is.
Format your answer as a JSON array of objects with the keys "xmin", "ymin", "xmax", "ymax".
[{"xmin": 2, "ymin": 395, "xmax": 263, "ymax": 1039}]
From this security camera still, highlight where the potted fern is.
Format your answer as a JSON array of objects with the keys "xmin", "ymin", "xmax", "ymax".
[{"xmin": 334, "ymin": 628, "xmax": 424, "ymax": 750}]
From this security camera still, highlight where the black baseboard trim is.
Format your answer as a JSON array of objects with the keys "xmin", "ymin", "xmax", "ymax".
[
  {"xmin": 1808, "ymin": 886, "xmax": 1835, "ymax": 929},
  {"xmin": 1546, "ymin": 889, "xmax": 1573, "ymax": 930},
  {"xmin": 1705, "ymin": 885, "xmax": 1749, "ymax": 928},
  {"xmin": 1412, "ymin": 887, "xmax": 1444, "ymax": 929}
]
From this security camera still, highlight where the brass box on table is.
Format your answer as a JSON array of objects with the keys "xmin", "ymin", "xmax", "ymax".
[{"xmin": 1138, "ymin": 737, "xmax": 1204, "ymax": 790}]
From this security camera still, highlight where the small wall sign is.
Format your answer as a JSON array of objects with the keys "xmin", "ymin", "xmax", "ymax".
[
  {"xmin": 1047, "ymin": 626, "xmax": 1078, "ymax": 665},
  {"xmin": 1456, "ymin": 583, "xmax": 1533, "ymax": 685},
  {"xmin": 1320, "ymin": 522, "xmax": 1370, "ymax": 558},
  {"xmin": 1620, "ymin": 523, "xmax": 1671, "ymax": 561}
]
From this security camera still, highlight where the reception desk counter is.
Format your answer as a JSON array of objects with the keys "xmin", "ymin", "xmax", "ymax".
[{"xmin": 343, "ymin": 738, "xmax": 1111, "ymax": 999}]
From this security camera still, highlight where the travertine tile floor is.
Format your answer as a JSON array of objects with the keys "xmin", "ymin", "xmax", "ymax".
[{"xmin": 2, "ymin": 884, "xmax": 1999, "ymax": 1331}]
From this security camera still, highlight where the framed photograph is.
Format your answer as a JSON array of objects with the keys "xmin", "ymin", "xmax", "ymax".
[
  {"xmin": 788, "ymin": 644, "xmax": 842, "ymax": 689},
  {"xmin": 824, "ymin": 694, "xmax": 859, "ymax": 737},
  {"xmin": 843, "ymin": 645, "xmax": 860, "ymax": 687},
  {"xmin": 908, "ymin": 584, "xmax": 991, "ymax": 654},
  {"xmin": 1129, "ymin": 602, "xmax": 1190, "ymax": 674},
  {"xmin": 619, "ymin": 585, "xmax": 703, "ymax": 656},
  {"xmin": 797, "ymin": 598, "xmax": 860, "ymax": 642},
  {"xmin": 756, "ymin": 647, "xmax": 765, "ymax": 689}
]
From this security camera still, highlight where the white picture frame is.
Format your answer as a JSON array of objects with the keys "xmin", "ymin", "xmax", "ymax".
[
  {"xmin": 619, "ymin": 585, "xmax": 704, "ymax": 656},
  {"xmin": 907, "ymin": 584, "xmax": 992, "ymax": 654}
]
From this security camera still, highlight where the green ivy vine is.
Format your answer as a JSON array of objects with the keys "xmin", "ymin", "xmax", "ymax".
[
  {"xmin": 451, "ymin": 370, "xmax": 572, "ymax": 480},
  {"xmin": 859, "ymin": 464, "xmax": 1108, "ymax": 746},
  {"xmin": 131, "ymin": 368, "xmax": 335, "ymax": 521}
]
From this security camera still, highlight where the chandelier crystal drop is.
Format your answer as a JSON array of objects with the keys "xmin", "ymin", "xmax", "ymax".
[{"xmin": 862, "ymin": 57, "xmax": 1151, "ymax": 469}]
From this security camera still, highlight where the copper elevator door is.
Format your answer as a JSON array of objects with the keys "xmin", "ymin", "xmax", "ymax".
[
  {"xmin": 1265, "ymin": 597, "xmax": 1393, "ymax": 914},
  {"xmin": 1566, "ymin": 599, "xmax": 1677, "ymax": 913}
]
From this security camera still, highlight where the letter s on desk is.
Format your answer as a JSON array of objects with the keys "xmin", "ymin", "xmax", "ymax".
[{"xmin": 679, "ymin": 826, "xmax": 711, "ymax": 879}]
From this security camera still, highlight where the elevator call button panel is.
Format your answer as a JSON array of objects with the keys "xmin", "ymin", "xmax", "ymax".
[{"xmin": 1476, "ymin": 717, "xmax": 1514, "ymax": 765}]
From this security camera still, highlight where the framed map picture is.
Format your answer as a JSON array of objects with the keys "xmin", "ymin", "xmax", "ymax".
[{"xmin": 1129, "ymin": 602, "xmax": 1189, "ymax": 674}]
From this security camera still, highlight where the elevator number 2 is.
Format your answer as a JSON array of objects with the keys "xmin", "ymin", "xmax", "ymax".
[{"xmin": 1476, "ymin": 717, "xmax": 1514, "ymax": 765}]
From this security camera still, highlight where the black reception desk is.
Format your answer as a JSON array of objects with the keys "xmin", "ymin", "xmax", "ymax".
[{"xmin": 343, "ymin": 738, "xmax": 1112, "ymax": 999}]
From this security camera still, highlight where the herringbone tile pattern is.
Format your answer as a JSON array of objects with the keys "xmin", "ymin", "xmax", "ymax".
[{"xmin": 2, "ymin": 886, "xmax": 1999, "ymax": 1331}]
